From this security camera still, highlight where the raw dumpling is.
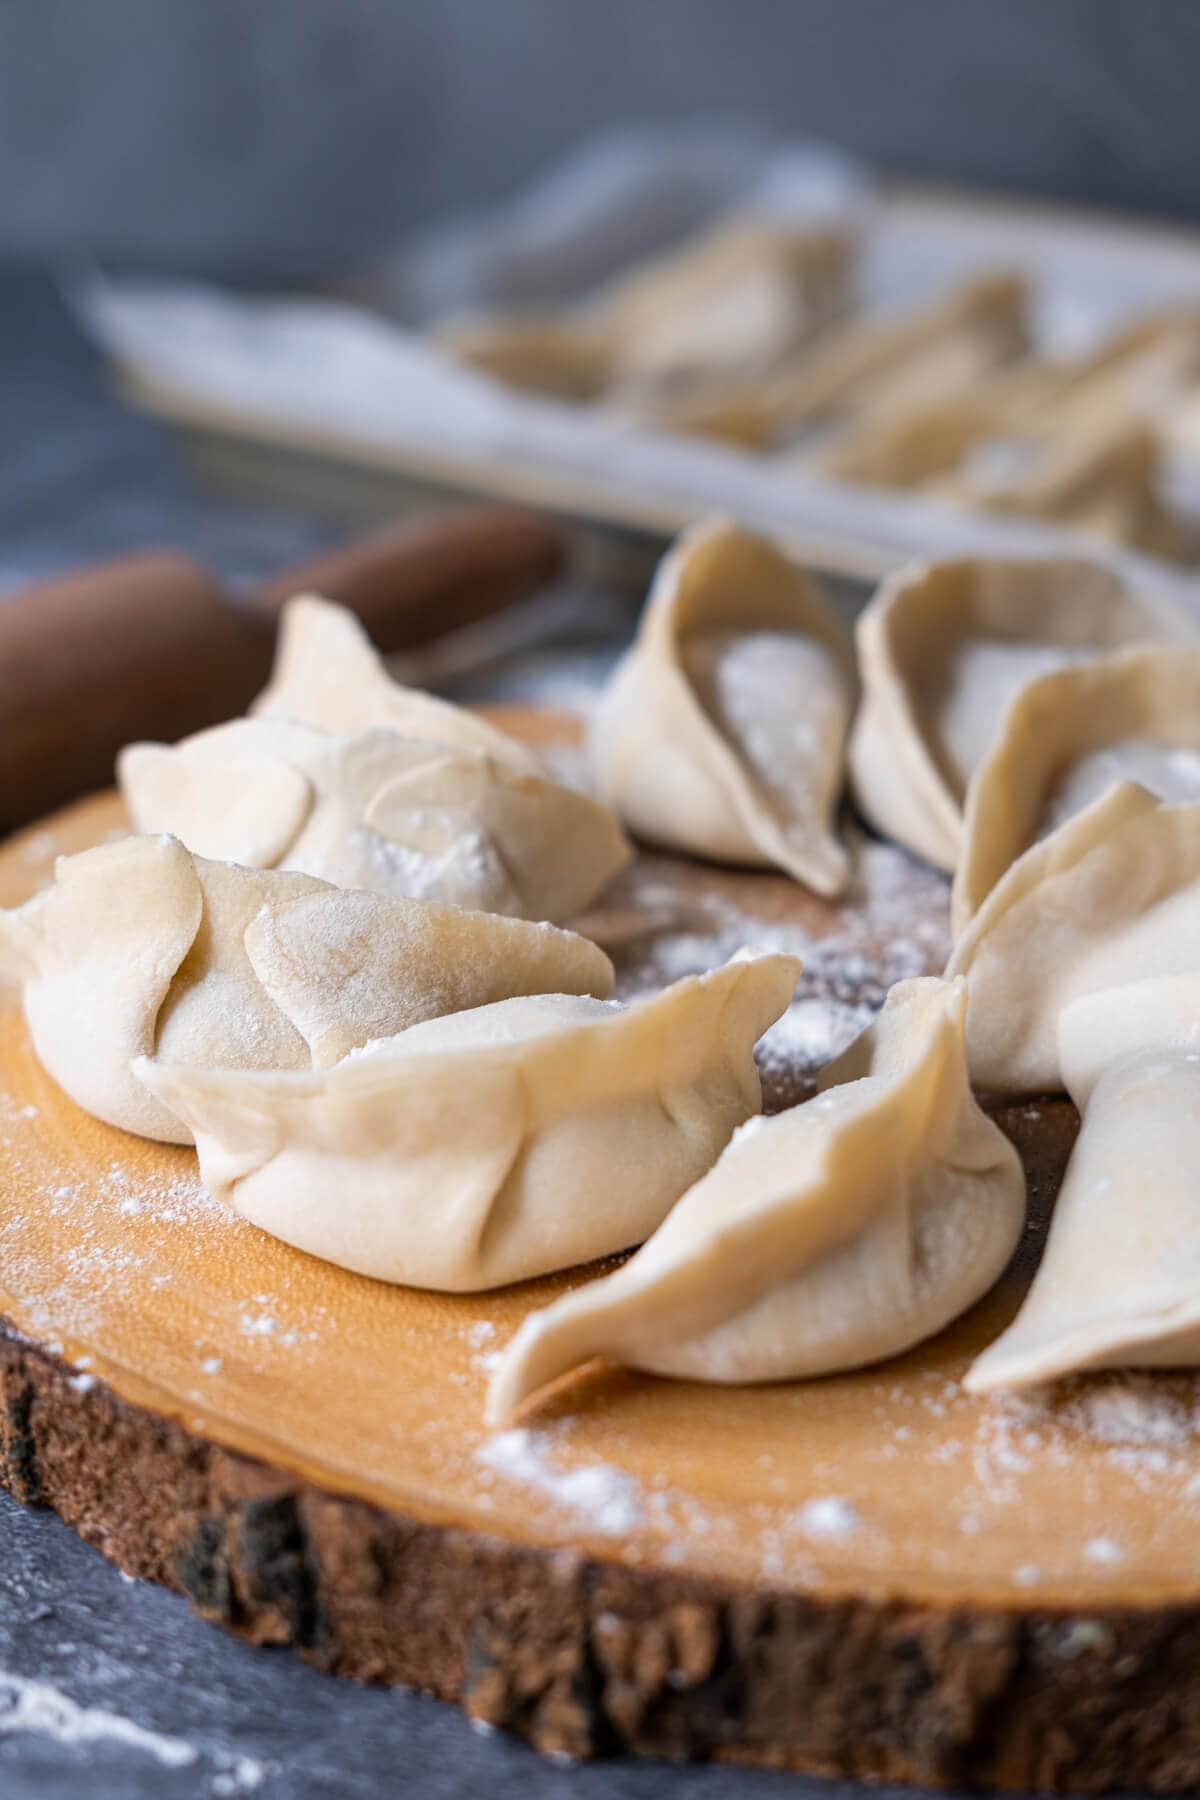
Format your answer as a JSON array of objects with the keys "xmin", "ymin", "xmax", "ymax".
[
  {"xmin": 442, "ymin": 220, "xmax": 849, "ymax": 409},
  {"xmin": 849, "ymin": 554, "xmax": 1191, "ymax": 873},
  {"xmin": 807, "ymin": 394, "xmax": 1001, "ymax": 490},
  {"xmin": 800, "ymin": 301, "xmax": 1193, "ymax": 560},
  {"xmin": 941, "ymin": 418, "xmax": 1191, "ymax": 562},
  {"xmin": 953, "ymin": 645, "xmax": 1200, "ymax": 932},
  {"xmin": 134, "ymin": 952, "xmax": 802, "ymax": 1291},
  {"xmin": 768, "ymin": 271, "xmax": 1029, "ymax": 437},
  {"xmin": 602, "ymin": 375, "xmax": 783, "ymax": 450},
  {"xmin": 590, "ymin": 520, "xmax": 856, "ymax": 894},
  {"xmin": 945, "ymin": 783, "xmax": 1200, "ymax": 1094},
  {"xmin": 0, "ymin": 835, "xmax": 614, "ymax": 1144},
  {"xmin": 966, "ymin": 974, "xmax": 1200, "ymax": 1391},
  {"xmin": 1032, "ymin": 308, "xmax": 1200, "ymax": 440},
  {"xmin": 252, "ymin": 594, "xmax": 541, "ymax": 774},
  {"xmin": 487, "ymin": 976, "xmax": 1023, "ymax": 1421},
  {"xmin": 600, "ymin": 219, "xmax": 850, "ymax": 392},
  {"xmin": 437, "ymin": 313, "xmax": 613, "ymax": 401},
  {"xmin": 120, "ymin": 716, "xmax": 631, "ymax": 923}
]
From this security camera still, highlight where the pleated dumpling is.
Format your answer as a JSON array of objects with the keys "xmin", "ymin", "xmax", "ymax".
[
  {"xmin": 590, "ymin": 521, "xmax": 856, "ymax": 894},
  {"xmin": 437, "ymin": 313, "xmax": 612, "ymax": 402},
  {"xmin": 134, "ymin": 952, "xmax": 802, "ymax": 1291},
  {"xmin": 939, "ymin": 418, "xmax": 1190, "ymax": 561},
  {"xmin": 807, "ymin": 392, "xmax": 1002, "ymax": 490},
  {"xmin": 946, "ymin": 783, "xmax": 1200, "ymax": 1094},
  {"xmin": 252, "ymin": 594, "xmax": 541, "ymax": 774},
  {"xmin": 966, "ymin": 974, "xmax": 1200, "ymax": 1392},
  {"xmin": 441, "ymin": 219, "xmax": 850, "ymax": 408},
  {"xmin": 487, "ymin": 977, "xmax": 1024, "ymax": 1421},
  {"xmin": 849, "ymin": 555, "xmax": 1191, "ymax": 873},
  {"xmin": 0, "ymin": 836, "xmax": 614, "ymax": 1145},
  {"xmin": 120, "ymin": 716, "xmax": 631, "ymax": 923},
  {"xmin": 600, "ymin": 218, "xmax": 850, "ymax": 392},
  {"xmin": 769, "ymin": 271, "xmax": 1029, "ymax": 438},
  {"xmin": 953, "ymin": 645, "xmax": 1200, "ymax": 932}
]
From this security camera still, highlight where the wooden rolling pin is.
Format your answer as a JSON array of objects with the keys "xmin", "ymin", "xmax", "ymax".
[{"xmin": 0, "ymin": 508, "xmax": 563, "ymax": 831}]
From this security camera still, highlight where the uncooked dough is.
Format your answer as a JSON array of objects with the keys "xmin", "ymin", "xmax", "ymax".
[
  {"xmin": 488, "ymin": 976, "xmax": 1023, "ymax": 1421},
  {"xmin": 0, "ymin": 835, "xmax": 614, "ymax": 1144},
  {"xmin": 849, "ymin": 555, "xmax": 1191, "ymax": 873},
  {"xmin": 770, "ymin": 271, "xmax": 1029, "ymax": 437},
  {"xmin": 252, "ymin": 594, "xmax": 541, "ymax": 774},
  {"xmin": 953, "ymin": 645, "xmax": 1200, "ymax": 932},
  {"xmin": 591, "ymin": 520, "xmax": 856, "ymax": 894},
  {"xmin": 966, "ymin": 974, "xmax": 1200, "ymax": 1391},
  {"xmin": 945, "ymin": 783, "xmax": 1200, "ymax": 1094},
  {"xmin": 601, "ymin": 219, "xmax": 850, "ymax": 392},
  {"xmin": 134, "ymin": 952, "xmax": 802, "ymax": 1291},
  {"xmin": 441, "ymin": 219, "xmax": 849, "ymax": 407},
  {"xmin": 120, "ymin": 716, "xmax": 631, "ymax": 923}
]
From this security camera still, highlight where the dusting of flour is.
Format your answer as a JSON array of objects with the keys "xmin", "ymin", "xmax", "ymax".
[{"xmin": 588, "ymin": 823, "xmax": 951, "ymax": 1105}]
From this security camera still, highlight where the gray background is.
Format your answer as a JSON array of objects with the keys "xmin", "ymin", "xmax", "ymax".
[
  {"xmin": 1, "ymin": 3, "xmax": 1197, "ymax": 1791},
  {"xmin": 0, "ymin": 0, "xmax": 1198, "ymax": 278}
]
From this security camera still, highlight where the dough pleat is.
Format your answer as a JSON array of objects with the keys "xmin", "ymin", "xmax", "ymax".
[
  {"xmin": 967, "ymin": 975, "xmax": 1200, "ymax": 1391},
  {"xmin": 591, "ymin": 520, "xmax": 856, "ymax": 894},
  {"xmin": 135, "ymin": 952, "xmax": 802, "ymax": 1291},
  {"xmin": 487, "ymin": 976, "xmax": 1024, "ymax": 1422},
  {"xmin": 946, "ymin": 784, "xmax": 1200, "ymax": 1095},
  {"xmin": 0, "ymin": 836, "xmax": 614, "ymax": 1144},
  {"xmin": 850, "ymin": 555, "xmax": 1192, "ymax": 873},
  {"xmin": 121, "ymin": 716, "xmax": 631, "ymax": 923},
  {"xmin": 953, "ymin": 645, "xmax": 1200, "ymax": 933}
]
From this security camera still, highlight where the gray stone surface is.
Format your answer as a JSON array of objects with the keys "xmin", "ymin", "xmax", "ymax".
[{"xmin": 7, "ymin": 1487, "xmax": 875, "ymax": 1799}]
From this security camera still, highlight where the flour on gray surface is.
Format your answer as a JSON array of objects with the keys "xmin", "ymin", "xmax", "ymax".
[
  {"xmin": 212, "ymin": 1759, "xmax": 267, "ymax": 1795},
  {"xmin": 0, "ymin": 1673, "xmax": 197, "ymax": 1768},
  {"xmin": 0, "ymin": 1672, "xmax": 271, "ymax": 1792}
]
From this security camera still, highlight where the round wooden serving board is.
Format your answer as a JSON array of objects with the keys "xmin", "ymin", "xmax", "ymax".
[{"xmin": 3, "ymin": 708, "xmax": 1200, "ymax": 1792}]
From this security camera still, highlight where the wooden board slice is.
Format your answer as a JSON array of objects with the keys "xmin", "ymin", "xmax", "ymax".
[{"xmin": 4, "ymin": 709, "xmax": 1200, "ymax": 1792}]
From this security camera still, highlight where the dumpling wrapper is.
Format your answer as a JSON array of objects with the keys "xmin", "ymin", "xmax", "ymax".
[
  {"xmin": 0, "ymin": 835, "xmax": 613, "ymax": 1145},
  {"xmin": 439, "ymin": 220, "xmax": 849, "ymax": 407},
  {"xmin": 437, "ymin": 312, "xmax": 613, "ymax": 401},
  {"xmin": 488, "ymin": 976, "xmax": 1023, "ymax": 1420},
  {"xmin": 601, "ymin": 375, "xmax": 783, "ymax": 450},
  {"xmin": 941, "ymin": 417, "xmax": 1191, "ymax": 562},
  {"xmin": 768, "ymin": 271, "xmax": 1029, "ymax": 436},
  {"xmin": 849, "ymin": 554, "xmax": 1192, "ymax": 873},
  {"xmin": 807, "ymin": 394, "xmax": 1002, "ymax": 490},
  {"xmin": 252, "ymin": 594, "xmax": 541, "ymax": 775},
  {"xmin": 134, "ymin": 952, "xmax": 802, "ymax": 1292},
  {"xmin": 600, "ymin": 219, "xmax": 850, "ymax": 389},
  {"xmin": 946, "ymin": 783, "xmax": 1200, "ymax": 1094},
  {"xmin": 953, "ymin": 645, "xmax": 1200, "ymax": 933},
  {"xmin": 966, "ymin": 974, "xmax": 1200, "ymax": 1391},
  {"xmin": 591, "ymin": 520, "xmax": 856, "ymax": 895},
  {"xmin": 953, "ymin": 312, "xmax": 1200, "ymax": 543},
  {"xmin": 120, "ymin": 716, "xmax": 631, "ymax": 923},
  {"xmin": 1029, "ymin": 308, "xmax": 1200, "ymax": 441}
]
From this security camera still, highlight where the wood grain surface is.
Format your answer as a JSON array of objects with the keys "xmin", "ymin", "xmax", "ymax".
[{"xmin": 3, "ymin": 711, "xmax": 1200, "ymax": 1790}]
